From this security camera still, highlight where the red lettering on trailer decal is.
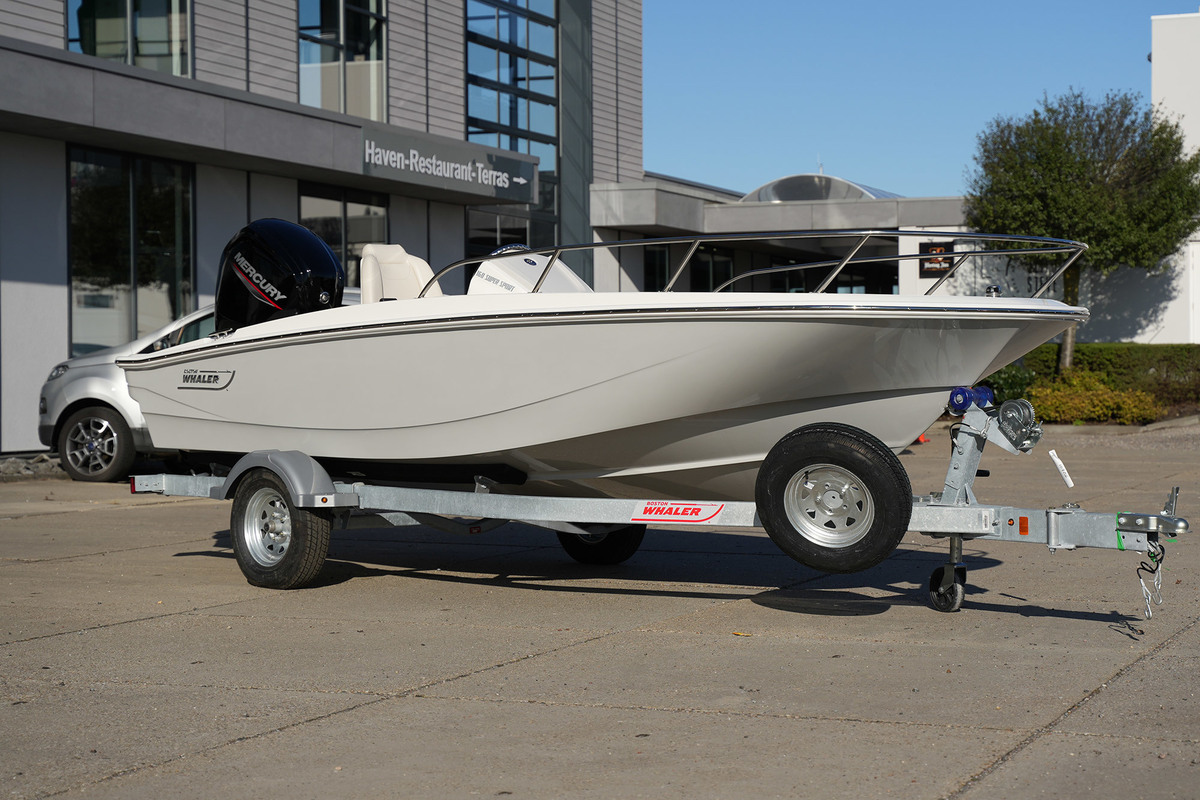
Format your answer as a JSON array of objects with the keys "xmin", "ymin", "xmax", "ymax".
[{"xmin": 631, "ymin": 501, "xmax": 725, "ymax": 524}]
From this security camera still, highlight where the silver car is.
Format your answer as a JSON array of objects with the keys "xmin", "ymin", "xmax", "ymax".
[
  {"xmin": 38, "ymin": 289, "xmax": 361, "ymax": 481},
  {"xmin": 39, "ymin": 306, "xmax": 218, "ymax": 481}
]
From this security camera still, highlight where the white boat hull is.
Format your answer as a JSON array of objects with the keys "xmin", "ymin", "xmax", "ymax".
[{"xmin": 121, "ymin": 292, "xmax": 1084, "ymax": 500}]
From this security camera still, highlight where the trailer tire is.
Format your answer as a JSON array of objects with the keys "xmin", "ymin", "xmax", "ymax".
[
  {"xmin": 756, "ymin": 423, "xmax": 911, "ymax": 574},
  {"xmin": 557, "ymin": 524, "xmax": 646, "ymax": 565},
  {"xmin": 230, "ymin": 468, "xmax": 331, "ymax": 589}
]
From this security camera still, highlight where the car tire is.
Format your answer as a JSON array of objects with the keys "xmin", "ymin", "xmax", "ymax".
[{"xmin": 58, "ymin": 406, "xmax": 137, "ymax": 482}]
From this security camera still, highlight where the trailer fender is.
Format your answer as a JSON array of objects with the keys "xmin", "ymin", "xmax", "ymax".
[{"xmin": 213, "ymin": 450, "xmax": 359, "ymax": 509}]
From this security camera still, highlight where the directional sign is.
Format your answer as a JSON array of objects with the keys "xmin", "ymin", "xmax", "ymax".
[{"xmin": 361, "ymin": 125, "xmax": 538, "ymax": 204}]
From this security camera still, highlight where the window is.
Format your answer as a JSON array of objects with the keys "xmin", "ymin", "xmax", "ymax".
[
  {"xmin": 689, "ymin": 247, "xmax": 734, "ymax": 292},
  {"xmin": 67, "ymin": 0, "xmax": 190, "ymax": 77},
  {"xmin": 643, "ymin": 244, "xmax": 670, "ymax": 292},
  {"xmin": 299, "ymin": 0, "xmax": 386, "ymax": 121},
  {"xmin": 69, "ymin": 147, "xmax": 193, "ymax": 356},
  {"xmin": 299, "ymin": 183, "xmax": 388, "ymax": 287},
  {"xmin": 465, "ymin": 0, "xmax": 558, "ymax": 255}
]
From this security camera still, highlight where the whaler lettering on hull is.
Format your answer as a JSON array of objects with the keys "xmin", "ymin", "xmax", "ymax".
[{"xmin": 179, "ymin": 369, "xmax": 236, "ymax": 390}]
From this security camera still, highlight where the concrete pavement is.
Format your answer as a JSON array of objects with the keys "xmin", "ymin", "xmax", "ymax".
[{"xmin": 2, "ymin": 424, "xmax": 1198, "ymax": 799}]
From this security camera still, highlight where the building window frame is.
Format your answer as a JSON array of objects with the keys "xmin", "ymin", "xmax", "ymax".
[
  {"xmin": 299, "ymin": 182, "xmax": 389, "ymax": 288},
  {"xmin": 66, "ymin": 0, "xmax": 192, "ymax": 77},
  {"xmin": 465, "ymin": 0, "xmax": 559, "ymax": 255},
  {"xmin": 67, "ymin": 145, "xmax": 195, "ymax": 356},
  {"xmin": 298, "ymin": 0, "xmax": 388, "ymax": 121}
]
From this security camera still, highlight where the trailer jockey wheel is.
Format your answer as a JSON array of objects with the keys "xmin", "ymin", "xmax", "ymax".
[
  {"xmin": 928, "ymin": 564, "xmax": 967, "ymax": 612},
  {"xmin": 756, "ymin": 423, "xmax": 912, "ymax": 574}
]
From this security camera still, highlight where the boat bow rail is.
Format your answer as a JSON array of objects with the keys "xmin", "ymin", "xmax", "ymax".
[{"xmin": 420, "ymin": 229, "xmax": 1088, "ymax": 299}]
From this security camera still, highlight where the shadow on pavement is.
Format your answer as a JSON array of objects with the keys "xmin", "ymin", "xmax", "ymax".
[{"xmin": 170, "ymin": 525, "xmax": 1148, "ymax": 629}]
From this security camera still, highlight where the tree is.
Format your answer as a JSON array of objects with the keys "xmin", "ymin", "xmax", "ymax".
[{"xmin": 965, "ymin": 89, "xmax": 1200, "ymax": 371}]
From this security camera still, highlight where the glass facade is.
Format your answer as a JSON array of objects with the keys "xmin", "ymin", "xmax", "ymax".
[
  {"xmin": 68, "ymin": 147, "xmax": 193, "ymax": 356},
  {"xmin": 67, "ymin": 0, "xmax": 190, "ymax": 77},
  {"xmin": 299, "ymin": 183, "xmax": 388, "ymax": 287},
  {"xmin": 299, "ymin": 0, "xmax": 387, "ymax": 121},
  {"xmin": 465, "ymin": 0, "xmax": 558, "ymax": 254}
]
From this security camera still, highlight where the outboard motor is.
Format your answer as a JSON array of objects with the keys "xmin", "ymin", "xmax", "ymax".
[{"xmin": 214, "ymin": 219, "xmax": 345, "ymax": 332}]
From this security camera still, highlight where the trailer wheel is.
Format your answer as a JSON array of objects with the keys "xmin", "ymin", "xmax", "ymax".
[
  {"xmin": 755, "ymin": 423, "xmax": 911, "ymax": 573},
  {"xmin": 557, "ymin": 524, "xmax": 646, "ymax": 565},
  {"xmin": 230, "ymin": 468, "xmax": 331, "ymax": 589}
]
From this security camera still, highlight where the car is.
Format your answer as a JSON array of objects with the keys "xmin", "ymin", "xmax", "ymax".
[{"xmin": 39, "ymin": 289, "xmax": 359, "ymax": 481}]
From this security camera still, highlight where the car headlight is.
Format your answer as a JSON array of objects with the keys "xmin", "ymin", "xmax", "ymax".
[{"xmin": 47, "ymin": 364, "xmax": 69, "ymax": 381}]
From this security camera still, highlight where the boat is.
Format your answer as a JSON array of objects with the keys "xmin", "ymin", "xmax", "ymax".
[{"xmin": 118, "ymin": 220, "xmax": 1088, "ymax": 505}]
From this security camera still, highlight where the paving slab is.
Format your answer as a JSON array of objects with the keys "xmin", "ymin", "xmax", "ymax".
[
  {"xmin": 0, "ymin": 678, "xmax": 371, "ymax": 800},
  {"xmin": 36, "ymin": 696, "xmax": 1023, "ymax": 800}
]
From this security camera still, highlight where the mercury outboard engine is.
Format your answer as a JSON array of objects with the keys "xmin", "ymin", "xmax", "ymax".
[{"xmin": 214, "ymin": 219, "xmax": 345, "ymax": 332}]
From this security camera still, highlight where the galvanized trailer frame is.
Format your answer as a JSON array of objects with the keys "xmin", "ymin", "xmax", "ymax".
[{"xmin": 131, "ymin": 398, "xmax": 1187, "ymax": 613}]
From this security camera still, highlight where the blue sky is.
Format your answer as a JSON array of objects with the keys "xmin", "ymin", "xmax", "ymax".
[{"xmin": 642, "ymin": 1, "xmax": 1200, "ymax": 198}]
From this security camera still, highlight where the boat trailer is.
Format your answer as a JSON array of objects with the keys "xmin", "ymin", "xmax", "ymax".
[{"xmin": 132, "ymin": 393, "xmax": 1187, "ymax": 614}]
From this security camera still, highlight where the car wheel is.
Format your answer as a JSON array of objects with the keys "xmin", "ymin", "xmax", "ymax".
[{"xmin": 58, "ymin": 406, "xmax": 137, "ymax": 482}]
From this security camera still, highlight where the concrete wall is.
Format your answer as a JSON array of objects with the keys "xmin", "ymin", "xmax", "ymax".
[
  {"xmin": 591, "ymin": 0, "xmax": 643, "ymax": 184},
  {"xmin": 389, "ymin": 1, "xmax": 429, "ymax": 130},
  {"xmin": 1153, "ymin": 10, "xmax": 1200, "ymax": 153},
  {"xmin": 426, "ymin": 0, "xmax": 466, "ymax": 138},
  {"xmin": 248, "ymin": 0, "xmax": 298, "ymax": 101},
  {"xmin": 0, "ymin": 133, "xmax": 69, "ymax": 452},
  {"xmin": 195, "ymin": 166, "xmax": 249, "ymax": 306},
  {"xmin": 195, "ymin": 0, "xmax": 250, "ymax": 91},
  {"xmin": 1078, "ymin": 254, "xmax": 1197, "ymax": 344},
  {"xmin": 0, "ymin": 0, "xmax": 62, "ymax": 47},
  {"xmin": 1144, "ymin": 8, "xmax": 1200, "ymax": 344},
  {"xmin": 428, "ymin": 202, "xmax": 467, "ymax": 293}
]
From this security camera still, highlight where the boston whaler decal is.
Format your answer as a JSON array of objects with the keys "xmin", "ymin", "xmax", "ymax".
[
  {"xmin": 179, "ymin": 369, "xmax": 236, "ymax": 390},
  {"xmin": 632, "ymin": 501, "xmax": 725, "ymax": 524}
]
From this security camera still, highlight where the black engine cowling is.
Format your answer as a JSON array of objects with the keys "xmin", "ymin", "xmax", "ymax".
[{"xmin": 214, "ymin": 219, "xmax": 345, "ymax": 332}]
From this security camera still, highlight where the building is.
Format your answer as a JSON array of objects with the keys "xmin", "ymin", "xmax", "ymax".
[
  {"xmin": 1149, "ymin": 6, "xmax": 1200, "ymax": 344},
  {"xmin": 0, "ymin": 0, "xmax": 644, "ymax": 451}
]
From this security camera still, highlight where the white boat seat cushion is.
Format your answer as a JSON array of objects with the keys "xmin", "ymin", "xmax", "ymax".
[{"xmin": 360, "ymin": 244, "xmax": 442, "ymax": 302}]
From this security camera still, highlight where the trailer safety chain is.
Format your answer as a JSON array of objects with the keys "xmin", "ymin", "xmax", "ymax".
[{"xmin": 1138, "ymin": 540, "xmax": 1166, "ymax": 619}]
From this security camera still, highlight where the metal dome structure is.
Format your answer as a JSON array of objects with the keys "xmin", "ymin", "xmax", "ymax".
[{"xmin": 740, "ymin": 173, "xmax": 902, "ymax": 203}]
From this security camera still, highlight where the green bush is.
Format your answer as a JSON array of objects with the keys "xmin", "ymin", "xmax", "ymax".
[
  {"xmin": 1027, "ymin": 370, "xmax": 1162, "ymax": 425},
  {"xmin": 981, "ymin": 363, "xmax": 1037, "ymax": 403},
  {"xmin": 1024, "ymin": 343, "xmax": 1200, "ymax": 405}
]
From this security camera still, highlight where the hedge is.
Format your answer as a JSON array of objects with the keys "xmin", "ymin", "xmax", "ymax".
[{"xmin": 1020, "ymin": 343, "xmax": 1200, "ymax": 406}]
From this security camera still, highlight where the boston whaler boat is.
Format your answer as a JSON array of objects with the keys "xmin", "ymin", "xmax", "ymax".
[{"xmin": 123, "ymin": 221, "xmax": 1188, "ymax": 609}]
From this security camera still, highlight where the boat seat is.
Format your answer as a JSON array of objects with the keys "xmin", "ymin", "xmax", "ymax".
[{"xmin": 360, "ymin": 244, "xmax": 442, "ymax": 302}]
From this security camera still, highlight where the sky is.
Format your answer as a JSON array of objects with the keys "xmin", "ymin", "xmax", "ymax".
[{"xmin": 641, "ymin": 1, "xmax": 1200, "ymax": 198}]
